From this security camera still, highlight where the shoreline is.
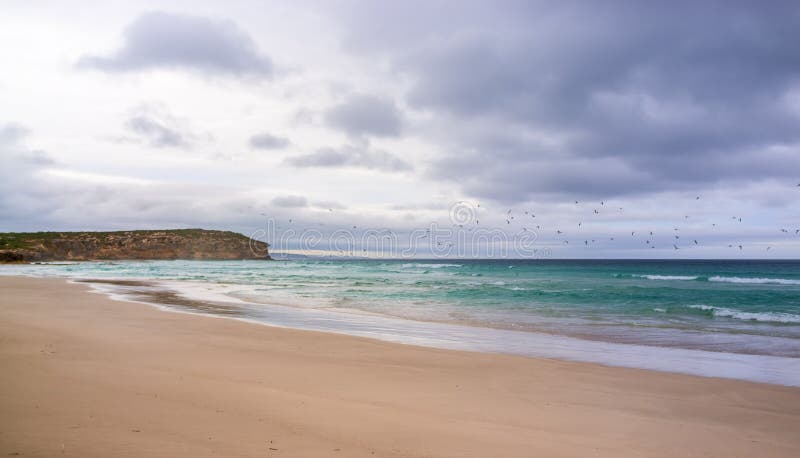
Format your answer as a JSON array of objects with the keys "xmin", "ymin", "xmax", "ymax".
[
  {"xmin": 64, "ymin": 275, "xmax": 800, "ymax": 386},
  {"xmin": 1, "ymin": 271, "xmax": 799, "ymax": 385},
  {"xmin": 1, "ymin": 276, "xmax": 800, "ymax": 456}
]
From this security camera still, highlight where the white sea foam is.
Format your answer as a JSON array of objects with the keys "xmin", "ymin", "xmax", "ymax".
[
  {"xmin": 400, "ymin": 263, "xmax": 463, "ymax": 269},
  {"xmin": 634, "ymin": 274, "xmax": 699, "ymax": 281},
  {"xmin": 689, "ymin": 305, "xmax": 800, "ymax": 323},
  {"xmin": 708, "ymin": 276, "xmax": 800, "ymax": 285}
]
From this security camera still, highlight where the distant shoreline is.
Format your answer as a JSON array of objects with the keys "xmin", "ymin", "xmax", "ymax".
[{"xmin": 0, "ymin": 229, "xmax": 270, "ymax": 263}]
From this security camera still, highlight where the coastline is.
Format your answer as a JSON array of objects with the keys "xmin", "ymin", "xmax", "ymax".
[
  {"xmin": 2, "ymin": 276, "xmax": 800, "ymax": 457},
  {"xmin": 72, "ymin": 275, "xmax": 800, "ymax": 386}
]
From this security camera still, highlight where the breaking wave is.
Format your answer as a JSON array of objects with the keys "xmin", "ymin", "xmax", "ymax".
[{"xmin": 688, "ymin": 305, "xmax": 800, "ymax": 323}]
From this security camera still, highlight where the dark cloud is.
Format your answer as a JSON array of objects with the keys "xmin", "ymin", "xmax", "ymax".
[
  {"xmin": 339, "ymin": 1, "xmax": 800, "ymax": 201},
  {"xmin": 286, "ymin": 143, "xmax": 412, "ymax": 172},
  {"xmin": 271, "ymin": 195, "xmax": 307, "ymax": 208},
  {"xmin": 325, "ymin": 94, "xmax": 403, "ymax": 137},
  {"xmin": 121, "ymin": 105, "xmax": 200, "ymax": 149},
  {"xmin": 78, "ymin": 11, "xmax": 273, "ymax": 77},
  {"xmin": 126, "ymin": 115, "xmax": 190, "ymax": 149},
  {"xmin": 249, "ymin": 132, "xmax": 290, "ymax": 150}
]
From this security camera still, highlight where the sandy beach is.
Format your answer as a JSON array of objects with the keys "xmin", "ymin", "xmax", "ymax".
[{"xmin": 1, "ymin": 276, "xmax": 799, "ymax": 457}]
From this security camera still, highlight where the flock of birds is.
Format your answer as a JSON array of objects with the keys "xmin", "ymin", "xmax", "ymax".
[
  {"xmin": 258, "ymin": 184, "xmax": 800, "ymax": 255},
  {"xmin": 454, "ymin": 193, "xmax": 799, "ymax": 253}
]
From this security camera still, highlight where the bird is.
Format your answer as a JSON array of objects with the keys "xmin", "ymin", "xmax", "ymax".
[
  {"xmin": 673, "ymin": 244, "xmax": 679, "ymax": 250},
  {"xmin": 693, "ymin": 240, "xmax": 698, "ymax": 245},
  {"xmin": 696, "ymin": 196, "xmax": 700, "ymax": 200},
  {"xmin": 738, "ymin": 245, "xmax": 743, "ymax": 250},
  {"xmin": 557, "ymin": 230, "xmax": 563, "ymax": 234}
]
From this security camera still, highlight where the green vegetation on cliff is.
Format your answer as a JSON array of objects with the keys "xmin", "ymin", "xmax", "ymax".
[{"xmin": 0, "ymin": 229, "xmax": 270, "ymax": 263}]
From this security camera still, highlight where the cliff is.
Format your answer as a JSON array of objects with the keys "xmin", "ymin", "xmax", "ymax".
[{"xmin": 0, "ymin": 229, "xmax": 270, "ymax": 263}]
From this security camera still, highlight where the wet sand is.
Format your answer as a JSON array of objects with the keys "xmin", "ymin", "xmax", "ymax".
[{"xmin": 1, "ymin": 276, "xmax": 799, "ymax": 457}]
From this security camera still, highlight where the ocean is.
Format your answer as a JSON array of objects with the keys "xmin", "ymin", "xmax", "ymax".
[{"xmin": 3, "ymin": 259, "xmax": 800, "ymax": 385}]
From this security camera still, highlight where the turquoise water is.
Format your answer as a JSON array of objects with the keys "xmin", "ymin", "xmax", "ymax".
[{"xmin": 4, "ymin": 259, "xmax": 799, "ymax": 360}]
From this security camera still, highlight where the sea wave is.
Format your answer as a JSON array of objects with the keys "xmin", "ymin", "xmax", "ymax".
[
  {"xmin": 629, "ymin": 274, "xmax": 800, "ymax": 285},
  {"xmin": 400, "ymin": 263, "xmax": 463, "ymax": 269},
  {"xmin": 633, "ymin": 274, "xmax": 700, "ymax": 281},
  {"xmin": 707, "ymin": 276, "xmax": 800, "ymax": 285},
  {"xmin": 688, "ymin": 305, "xmax": 800, "ymax": 323}
]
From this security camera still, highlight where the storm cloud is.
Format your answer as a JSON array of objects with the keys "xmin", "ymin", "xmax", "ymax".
[
  {"xmin": 78, "ymin": 11, "xmax": 273, "ymax": 77},
  {"xmin": 271, "ymin": 195, "xmax": 308, "ymax": 208},
  {"xmin": 325, "ymin": 94, "xmax": 403, "ymax": 137},
  {"xmin": 340, "ymin": 1, "xmax": 800, "ymax": 200},
  {"xmin": 286, "ymin": 143, "xmax": 412, "ymax": 172},
  {"xmin": 249, "ymin": 132, "xmax": 290, "ymax": 150},
  {"xmin": 122, "ymin": 105, "xmax": 198, "ymax": 149}
]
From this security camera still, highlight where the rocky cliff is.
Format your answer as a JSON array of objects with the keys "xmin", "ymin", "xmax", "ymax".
[{"xmin": 0, "ymin": 229, "xmax": 270, "ymax": 262}]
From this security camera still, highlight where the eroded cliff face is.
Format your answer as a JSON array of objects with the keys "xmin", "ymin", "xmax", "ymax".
[{"xmin": 0, "ymin": 229, "xmax": 270, "ymax": 262}]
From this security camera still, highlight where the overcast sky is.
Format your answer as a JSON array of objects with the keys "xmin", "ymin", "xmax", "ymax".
[{"xmin": 2, "ymin": 0, "xmax": 799, "ymax": 258}]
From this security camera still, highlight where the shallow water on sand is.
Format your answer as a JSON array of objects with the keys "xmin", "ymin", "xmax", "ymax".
[{"xmin": 4, "ymin": 259, "xmax": 800, "ymax": 385}]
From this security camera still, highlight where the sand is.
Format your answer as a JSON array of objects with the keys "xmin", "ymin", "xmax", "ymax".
[{"xmin": 1, "ymin": 276, "xmax": 799, "ymax": 457}]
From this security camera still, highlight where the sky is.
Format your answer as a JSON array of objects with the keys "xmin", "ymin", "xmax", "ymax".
[{"xmin": 1, "ymin": 0, "xmax": 799, "ymax": 258}]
